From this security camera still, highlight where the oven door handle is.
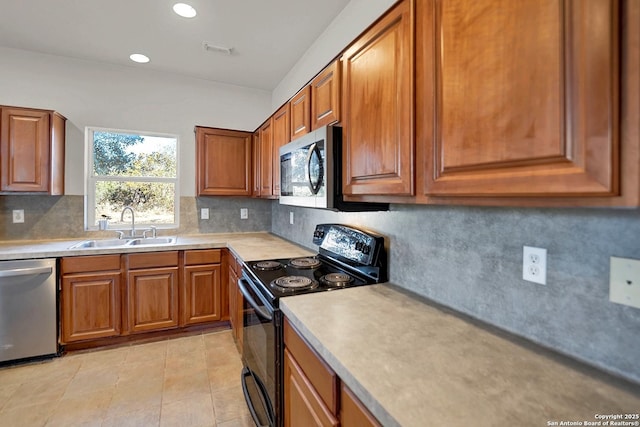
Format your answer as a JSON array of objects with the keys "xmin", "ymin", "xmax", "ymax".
[
  {"xmin": 241, "ymin": 367, "xmax": 274, "ymax": 427},
  {"xmin": 238, "ymin": 277, "xmax": 273, "ymax": 321}
]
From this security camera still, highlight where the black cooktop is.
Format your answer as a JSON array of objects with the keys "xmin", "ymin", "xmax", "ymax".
[
  {"xmin": 244, "ymin": 256, "xmax": 370, "ymax": 301},
  {"xmin": 242, "ymin": 224, "xmax": 388, "ymax": 306}
]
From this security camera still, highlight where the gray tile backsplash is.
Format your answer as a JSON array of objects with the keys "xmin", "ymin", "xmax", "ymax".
[
  {"xmin": 271, "ymin": 202, "xmax": 640, "ymax": 384},
  {"xmin": 0, "ymin": 195, "xmax": 271, "ymax": 240}
]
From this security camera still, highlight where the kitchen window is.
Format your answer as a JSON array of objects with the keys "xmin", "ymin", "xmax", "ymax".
[{"xmin": 85, "ymin": 127, "xmax": 180, "ymax": 230}]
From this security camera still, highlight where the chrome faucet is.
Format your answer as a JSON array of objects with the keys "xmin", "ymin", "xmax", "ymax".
[
  {"xmin": 143, "ymin": 226, "xmax": 157, "ymax": 239},
  {"xmin": 120, "ymin": 206, "xmax": 136, "ymax": 237}
]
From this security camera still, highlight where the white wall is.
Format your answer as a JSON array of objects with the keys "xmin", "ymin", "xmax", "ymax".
[
  {"xmin": 0, "ymin": 47, "xmax": 271, "ymax": 196},
  {"xmin": 271, "ymin": 0, "xmax": 397, "ymax": 109}
]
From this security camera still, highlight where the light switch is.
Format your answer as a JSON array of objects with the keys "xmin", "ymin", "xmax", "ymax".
[
  {"xmin": 610, "ymin": 256, "xmax": 640, "ymax": 310},
  {"xmin": 200, "ymin": 208, "xmax": 209, "ymax": 220},
  {"xmin": 240, "ymin": 208, "xmax": 248, "ymax": 219}
]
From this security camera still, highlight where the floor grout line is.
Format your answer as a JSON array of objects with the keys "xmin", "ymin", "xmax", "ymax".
[{"xmin": 0, "ymin": 329, "xmax": 249, "ymax": 427}]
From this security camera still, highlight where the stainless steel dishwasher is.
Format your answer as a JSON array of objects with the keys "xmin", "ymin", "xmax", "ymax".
[{"xmin": 0, "ymin": 258, "xmax": 58, "ymax": 363}]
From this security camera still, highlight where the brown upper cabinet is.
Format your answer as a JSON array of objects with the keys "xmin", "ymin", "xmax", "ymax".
[
  {"xmin": 272, "ymin": 104, "xmax": 291, "ymax": 196},
  {"xmin": 248, "ymin": 0, "xmax": 636, "ymax": 207},
  {"xmin": 341, "ymin": 0, "xmax": 415, "ymax": 197},
  {"xmin": 419, "ymin": 0, "xmax": 621, "ymax": 199},
  {"xmin": 311, "ymin": 60, "xmax": 341, "ymax": 130},
  {"xmin": 0, "ymin": 106, "xmax": 65, "ymax": 194},
  {"xmin": 196, "ymin": 127, "xmax": 252, "ymax": 196},
  {"xmin": 290, "ymin": 86, "xmax": 311, "ymax": 140},
  {"xmin": 256, "ymin": 118, "xmax": 276, "ymax": 198},
  {"xmin": 252, "ymin": 131, "xmax": 261, "ymax": 196}
]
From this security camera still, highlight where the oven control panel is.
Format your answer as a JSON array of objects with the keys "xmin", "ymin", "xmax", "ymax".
[{"xmin": 313, "ymin": 224, "xmax": 382, "ymax": 266}]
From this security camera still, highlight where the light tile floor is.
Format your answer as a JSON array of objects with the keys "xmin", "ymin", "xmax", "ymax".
[{"xmin": 0, "ymin": 330, "xmax": 253, "ymax": 427}]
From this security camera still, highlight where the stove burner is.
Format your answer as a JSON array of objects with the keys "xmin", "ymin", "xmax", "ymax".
[
  {"xmin": 289, "ymin": 257, "xmax": 321, "ymax": 269},
  {"xmin": 253, "ymin": 261, "xmax": 283, "ymax": 271},
  {"xmin": 271, "ymin": 276, "xmax": 318, "ymax": 292},
  {"xmin": 320, "ymin": 273, "xmax": 354, "ymax": 288}
]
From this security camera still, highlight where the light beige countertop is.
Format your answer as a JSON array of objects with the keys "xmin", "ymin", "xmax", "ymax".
[
  {"xmin": 280, "ymin": 284, "xmax": 640, "ymax": 427},
  {"xmin": 0, "ymin": 232, "xmax": 313, "ymax": 261}
]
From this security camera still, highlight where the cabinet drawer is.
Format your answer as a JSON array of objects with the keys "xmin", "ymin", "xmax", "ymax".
[
  {"xmin": 127, "ymin": 251, "xmax": 178, "ymax": 269},
  {"xmin": 228, "ymin": 250, "xmax": 243, "ymax": 275},
  {"xmin": 61, "ymin": 255, "xmax": 120, "ymax": 274},
  {"xmin": 184, "ymin": 249, "xmax": 221, "ymax": 265},
  {"xmin": 284, "ymin": 318, "xmax": 338, "ymax": 413}
]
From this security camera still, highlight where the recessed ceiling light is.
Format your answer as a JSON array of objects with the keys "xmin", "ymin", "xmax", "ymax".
[
  {"xmin": 129, "ymin": 53, "xmax": 150, "ymax": 63},
  {"xmin": 173, "ymin": 3, "xmax": 197, "ymax": 18}
]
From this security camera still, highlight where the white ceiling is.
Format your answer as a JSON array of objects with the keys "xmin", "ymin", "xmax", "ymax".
[{"xmin": 0, "ymin": 0, "xmax": 350, "ymax": 91}]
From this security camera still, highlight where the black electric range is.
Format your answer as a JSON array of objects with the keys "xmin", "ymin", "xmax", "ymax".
[
  {"xmin": 239, "ymin": 224, "xmax": 388, "ymax": 427},
  {"xmin": 243, "ymin": 223, "xmax": 388, "ymax": 307}
]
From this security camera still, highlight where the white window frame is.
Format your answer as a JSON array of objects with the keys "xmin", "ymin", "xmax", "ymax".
[{"xmin": 84, "ymin": 126, "xmax": 181, "ymax": 231}]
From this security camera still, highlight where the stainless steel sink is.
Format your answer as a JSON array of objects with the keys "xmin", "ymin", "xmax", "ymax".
[
  {"xmin": 127, "ymin": 237, "xmax": 176, "ymax": 246},
  {"xmin": 68, "ymin": 239, "xmax": 132, "ymax": 249},
  {"xmin": 69, "ymin": 237, "xmax": 176, "ymax": 249}
]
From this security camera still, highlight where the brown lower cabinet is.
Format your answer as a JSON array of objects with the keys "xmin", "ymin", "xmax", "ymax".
[
  {"xmin": 182, "ymin": 249, "xmax": 222, "ymax": 325},
  {"xmin": 283, "ymin": 318, "xmax": 380, "ymax": 427},
  {"xmin": 60, "ymin": 249, "xmax": 230, "ymax": 346},
  {"xmin": 125, "ymin": 251, "xmax": 179, "ymax": 333},
  {"xmin": 340, "ymin": 384, "xmax": 381, "ymax": 427},
  {"xmin": 61, "ymin": 255, "xmax": 122, "ymax": 343},
  {"xmin": 227, "ymin": 251, "xmax": 243, "ymax": 352}
]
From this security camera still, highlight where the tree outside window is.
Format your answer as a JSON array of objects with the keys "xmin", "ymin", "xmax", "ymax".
[{"xmin": 85, "ymin": 128, "xmax": 179, "ymax": 230}]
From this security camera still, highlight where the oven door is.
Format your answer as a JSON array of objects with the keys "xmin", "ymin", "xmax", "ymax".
[{"xmin": 238, "ymin": 273, "xmax": 278, "ymax": 427}]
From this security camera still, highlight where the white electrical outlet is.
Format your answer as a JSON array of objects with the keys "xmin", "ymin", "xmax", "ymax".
[
  {"xmin": 290, "ymin": 212, "xmax": 294, "ymax": 225},
  {"xmin": 200, "ymin": 208, "xmax": 209, "ymax": 220},
  {"xmin": 610, "ymin": 256, "xmax": 640, "ymax": 309},
  {"xmin": 523, "ymin": 246, "xmax": 547, "ymax": 285},
  {"xmin": 12, "ymin": 209, "xmax": 25, "ymax": 223},
  {"xmin": 240, "ymin": 208, "xmax": 248, "ymax": 219}
]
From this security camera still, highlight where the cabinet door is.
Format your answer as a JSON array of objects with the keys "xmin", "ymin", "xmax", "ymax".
[
  {"xmin": 228, "ymin": 266, "xmax": 237, "ymax": 331},
  {"xmin": 183, "ymin": 264, "xmax": 221, "ymax": 325},
  {"xmin": 422, "ymin": 0, "xmax": 619, "ymax": 197},
  {"xmin": 290, "ymin": 86, "xmax": 311, "ymax": 140},
  {"xmin": 127, "ymin": 267, "xmax": 179, "ymax": 333},
  {"xmin": 0, "ymin": 108, "xmax": 50, "ymax": 192},
  {"xmin": 61, "ymin": 272, "xmax": 121, "ymax": 343},
  {"xmin": 228, "ymin": 264, "xmax": 240, "ymax": 347},
  {"xmin": 311, "ymin": 60, "xmax": 341, "ymax": 130},
  {"xmin": 196, "ymin": 127, "xmax": 252, "ymax": 196},
  {"xmin": 341, "ymin": 0, "xmax": 414, "ymax": 196},
  {"xmin": 229, "ymin": 256, "xmax": 244, "ymax": 351},
  {"xmin": 259, "ymin": 119, "xmax": 274, "ymax": 198},
  {"xmin": 283, "ymin": 349, "xmax": 339, "ymax": 427},
  {"xmin": 272, "ymin": 104, "xmax": 291, "ymax": 196},
  {"xmin": 341, "ymin": 384, "xmax": 381, "ymax": 427},
  {"xmin": 252, "ymin": 131, "xmax": 261, "ymax": 196}
]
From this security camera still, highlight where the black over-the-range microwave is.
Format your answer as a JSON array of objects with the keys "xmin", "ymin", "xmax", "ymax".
[{"xmin": 278, "ymin": 125, "xmax": 388, "ymax": 212}]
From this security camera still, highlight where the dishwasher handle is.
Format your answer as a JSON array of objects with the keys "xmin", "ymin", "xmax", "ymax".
[{"xmin": 0, "ymin": 266, "xmax": 53, "ymax": 279}]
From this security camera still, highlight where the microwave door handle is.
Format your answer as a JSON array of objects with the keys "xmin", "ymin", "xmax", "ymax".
[
  {"xmin": 306, "ymin": 142, "xmax": 323, "ymax": 195},
  {"xmin": 238, "ymin": 278, "xmax": 273, "ymax": 321}
]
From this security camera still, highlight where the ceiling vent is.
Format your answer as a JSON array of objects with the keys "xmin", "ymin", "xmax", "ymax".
[{"xmin": 202, "ymin": 42, "xmax": 233, "ymax": 55}]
